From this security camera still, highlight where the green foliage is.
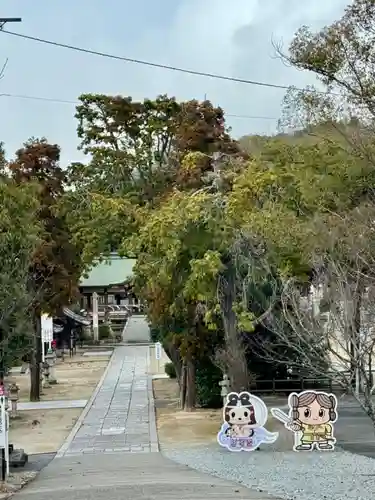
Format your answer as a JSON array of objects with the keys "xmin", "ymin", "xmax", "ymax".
[
  {"xmin": 8, "ymin": 138, "xmax": 84, "ymax": 315},
  {"xmin": 99, "ymin": 324, "xmax": 111, "ymax": 339},
  {"xmin": 62, "ymin": 56, "xmax": 375, "ymax": 406},
  {"xmin": 164, "ymin": 362, "xmax": 177, "ymax": 379},
  {"xmin": 195, "ymin": 358, "xmax": 222, "ymax": 408},
  {"xmin": 0, "ymin": 175, "xmax": 41, "ymax": 366}
]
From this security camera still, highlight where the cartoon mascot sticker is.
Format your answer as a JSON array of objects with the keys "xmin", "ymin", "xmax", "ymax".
[
  {"xmin": 217, "ymin": 391, "xmax": 279, "ymax": 452},
  {"xmin": 271, "ymin": 390, "xmax": 338, "ymax": 451}
]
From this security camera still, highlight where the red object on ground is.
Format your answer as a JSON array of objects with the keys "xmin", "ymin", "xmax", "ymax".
[{"xmin": 51, "ymin": 339, "xmax": 57, "ymax": 349}]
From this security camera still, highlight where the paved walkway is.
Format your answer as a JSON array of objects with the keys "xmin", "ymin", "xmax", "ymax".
[
  {"xmin": 18, "ymin": 399, "xmax": 88, "ymax": 411},
  {"xmin": 57, "ymin": 345, "xmax": 158, "ymax": 456},
  {"xmin": 15, "ymin": 342, "xmax": 280, "ymax": 499},
  {"xmin": 122, "ymin": 315, "xmax": 151, "ymax": 343}
]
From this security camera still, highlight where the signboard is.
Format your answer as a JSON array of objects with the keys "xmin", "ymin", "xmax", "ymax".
[
  {"xmin": 41, "ymin": 314, "xmax": 53, "ymax": 342},
  {"xmin": 155, "ymin": 342, "xmax": 162, "ymax": 360},
  {"xmin": 0, "ymin": 405, "xmax": 6, "ymax": 448},
  {"xmin": 271, "ymin": 390, "xmax": 338, "ymax": 452},
  {"xmin": 0, "ymin": 396, "xmax": 9, "ymax": 477},
  {"xmin": 217, "ymin": 391, "xmax": 279, "ymax": 452}
]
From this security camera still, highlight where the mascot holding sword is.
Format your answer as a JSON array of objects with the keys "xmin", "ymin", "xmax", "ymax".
[{"xmin": 271, "ymin": 390, "xmax": 338, "ymax": 451}]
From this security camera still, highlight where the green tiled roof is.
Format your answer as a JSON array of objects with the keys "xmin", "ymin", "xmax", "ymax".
[{"xmin": 80, "ymin": 253, "xmax": 135, "ymax": 288}]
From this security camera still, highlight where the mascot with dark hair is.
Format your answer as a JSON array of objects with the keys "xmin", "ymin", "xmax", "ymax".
[{"xmin": 217, "ymin": 391, "xmax": 279, "ymax": 452}]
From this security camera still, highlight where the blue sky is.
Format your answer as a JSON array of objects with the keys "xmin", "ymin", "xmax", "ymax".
[{"xmin": 1, "ymin": 0, "xmax": 349, "ymax": 165}]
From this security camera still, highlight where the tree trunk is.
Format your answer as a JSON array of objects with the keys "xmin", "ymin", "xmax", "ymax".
[
  {"xmin": 30, "ymin": 313, "xmax": 41, "ymax": 402},
  {"xmin": 164, "ymin": 343, "xmax": 182, "ymax": 385},
  {"xmin": 349, "ymin": 280, "xmax": 363, "ymax": 394},
  {"xmin": 221, "ymin": 266, "xmax": 249, "ymax": 392},
  {"xmin": 180, "ymin": 362, "xmax": 187, "ymax": 409},
  {"xmin": 184, "ymin": 359, "xmax": 196, "ymax": 411}
]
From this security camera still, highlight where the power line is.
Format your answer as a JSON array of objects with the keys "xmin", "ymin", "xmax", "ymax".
[
  {"xmin": 0, "ymin": 93, "xmax": 77, "ymax": 104},
  {"xmin": 1, "ymin": 29, "xmax": 300, "ymax": 91},
  {"xmin": 0, "ymin": 92, "xmax": 278, "ymax": 120}
]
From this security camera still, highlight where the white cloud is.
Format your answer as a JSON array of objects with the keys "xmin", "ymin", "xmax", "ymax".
[{"xmin": 140, "ymin": 0, "xmax": 350, "ymax": 138}]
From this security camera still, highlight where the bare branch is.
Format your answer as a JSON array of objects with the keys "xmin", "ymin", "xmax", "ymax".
[{"xmin": 0, "ymin": 58, "xmax": 8, "ymax": 80}]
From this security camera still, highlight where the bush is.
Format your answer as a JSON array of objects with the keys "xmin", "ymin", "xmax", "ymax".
[
  {"xmin": 195, "ymin": 357, "xmax": 223, "ymax": 408},
  {"xmin": 165, "ymin": 362, "xmax": 177, "ymax": 379},
  {"xmin": 99, "ymin": 324, "xmax": 111, "ymax": 339}
]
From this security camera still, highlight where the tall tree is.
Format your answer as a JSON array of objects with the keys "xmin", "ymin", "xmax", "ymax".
[
  {"xmin": 277, "ymin": 0, "xmax": 375, "ymax": 390},
  {"xmin": 65, "ymin": 94, "xmax": 242, "ymax": 271},
  {"xmin": 8, "ymin": 138, "xmax": 83, "ymax": 401},
  {"xmin": 0, "ymin": 167, "xmax": 41, "ymax": 381},
  {"xmin": 70, "ymin": 94, "xmax": 240, "ymax": 201},
  {"xmin": 280, "ymin": 0, "xmax": 375, "ymax": 163}
]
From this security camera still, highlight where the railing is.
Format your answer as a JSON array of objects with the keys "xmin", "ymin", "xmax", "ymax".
[
  {"xmin": 85, "ymin": 305, "xmax": 131, "ymax": 319},
  {"xmin": 249, "ymin": 377, "xmax": 343, "ymax": 395}
]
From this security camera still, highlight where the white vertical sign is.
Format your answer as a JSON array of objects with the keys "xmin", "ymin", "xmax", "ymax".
[
  {"xmin": 155, "ymin": 342, "xmax": 162, "ymax": 360},
  {"xmin": 0, "ymin": 396, "xmax": 9, "ymax": 477},
  {"xmin": 41, "ymin": 314, "xmax": 53, "ymax": 362},
  {"xmin": 0, "ymin": 402, "xmax": 6, "ymax": 448},
  {"xmin": 92, "ymin": 292, "xmax": 99, "ymax": 341},
  {"xmin": 41, "ymin": 314, "xmax": 53, "ymax": 342}
]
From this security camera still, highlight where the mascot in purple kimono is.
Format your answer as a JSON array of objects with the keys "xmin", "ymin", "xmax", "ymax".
[{"xmin": 217, "ymin": 391, "xmax": 278, "ymax": 452}]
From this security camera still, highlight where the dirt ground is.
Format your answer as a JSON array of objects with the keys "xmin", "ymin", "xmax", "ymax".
[
  {"xmin": 4, "ymin": 352, "xmax": 111, "ymax": 455},
  {"xmin": 5, "ymin": 353, "xmax": 110, "ymax": 402},
  {"xmin": 9, "ymin": 409, "xmax": 82, "ymax": 454},
  {"xmin": 153, "ymin": 378, "xmax": 292, "ymax": 450}
]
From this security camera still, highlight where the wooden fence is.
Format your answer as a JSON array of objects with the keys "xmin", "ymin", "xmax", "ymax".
[{"xmin": 249, "ymin": 376, "xmax": 344, "ymax": 395}]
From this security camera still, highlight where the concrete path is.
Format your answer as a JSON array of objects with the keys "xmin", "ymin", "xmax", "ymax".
[
  {"xmin": 16, "ymin": 453, "xmax": 278, "ymax": 499},
  {"xmin": 57, "ymin": 345, "xmax": 158, "ymax": 456},
  {"xmin": 335, "ymin": 402, "xmax": 375, "ymax": 458},
  {"xmin": 122, "ymin": 315, "xmax": 151, "ymax": 343},
  {"xmin": 14, "ymin": 345, "xmax": 280, "ymax": 500},
  {"xmin": 17, "ymin": 400, "xmax": 88, "ymax": 411}
]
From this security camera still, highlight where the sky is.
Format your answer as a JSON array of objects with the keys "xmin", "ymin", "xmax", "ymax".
[{"xmin": 0, "ymin": 0, "xmax": 350, "ymax": 165}]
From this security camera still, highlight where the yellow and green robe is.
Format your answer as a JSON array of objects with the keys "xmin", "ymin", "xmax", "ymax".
[{"xmin": 300, "ymin": 423, "xmax": 332, "ymax": 444}]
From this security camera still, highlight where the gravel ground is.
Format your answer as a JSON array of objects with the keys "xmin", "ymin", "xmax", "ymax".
[{"xmin": 163, "ymin": 445, "xmax": 375, "ymax": 500}]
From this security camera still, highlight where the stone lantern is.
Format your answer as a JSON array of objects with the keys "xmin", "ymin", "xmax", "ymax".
[
  {"xmin": 42, "ymin": 361, "xmax": 50, "ymax": 388},
  {"xmin": 8, "ymin": 383, "xmax": 19, "ymax": 417},
  {"xmin": 45, "ymin": 348, "xmax": 57, "ymax": 384},
  {"xmin": 219, "ymin": 373, "xmax": 230, "ymax": 407}
]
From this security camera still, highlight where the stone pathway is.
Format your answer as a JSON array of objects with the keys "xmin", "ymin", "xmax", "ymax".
[
  {"xmin": 15, "ymin": 343, "xmax": 280, "ymax": 500},
  {"xmin": 57, "ymin": 345, "xmax": 158, "ymax": 457},
  {"xmin": 122, "ymin": 315, "xmax": 151, "ymax": 343}
]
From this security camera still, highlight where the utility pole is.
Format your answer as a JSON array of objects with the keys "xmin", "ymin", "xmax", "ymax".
[
  {"xmin": 0, "ymin": 18, "xmax": 22, "ymax": 29},
  {"xmin": 0, "ymin": 19, "xmax": 21, "ymax": 79}
]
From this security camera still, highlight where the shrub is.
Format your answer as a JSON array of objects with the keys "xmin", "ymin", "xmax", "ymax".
[
  {"xmin": 165, "ymin": 362, "xmax": 177, "ymax": 379},
  {"xmin": 77, "ymin": 328, "xmax": 92, "ymax": 345},
  {"xmin": 99, "ymin": 324, "xmax": 111, "ymax": 339},
  {"xmin": 195, "ymin": 357, "xmax": 223, "ymax": 408}
]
